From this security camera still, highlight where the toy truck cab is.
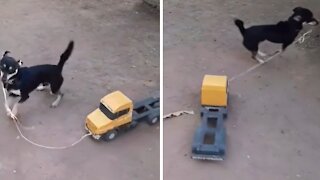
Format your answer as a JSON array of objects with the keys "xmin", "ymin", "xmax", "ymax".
[
  {"xmin": 201, "ymin": 75, "xmax": 228, "ymax": 118},
  {"xmin": 85, "ymin": 90, "xmax": 160, "ymax": 142},
  {"xmin": 85, "ymin": 91, "xmax": 134, "ymax": 141}
]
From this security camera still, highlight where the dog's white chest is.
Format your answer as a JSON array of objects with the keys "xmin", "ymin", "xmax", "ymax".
[{"xmin": 9, "ymin": 89, "xmax": 21, "ymax": 96}]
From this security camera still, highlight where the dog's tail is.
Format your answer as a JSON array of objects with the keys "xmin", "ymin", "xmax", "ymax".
[
  {"xmin": 57, "ymin": 41, "xmax": 74, "ymax": 72},
  {"xmin": 234, "ymin": 19, "xmax": 246, "ymax": 36}
]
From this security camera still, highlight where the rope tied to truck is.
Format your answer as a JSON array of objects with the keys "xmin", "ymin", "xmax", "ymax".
[{"xmin": 14, "ymin": 118, "xmax": 92, "ymax": 150}]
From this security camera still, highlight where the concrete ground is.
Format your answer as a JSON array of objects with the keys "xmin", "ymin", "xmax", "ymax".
[
  {"xmin": 164, "ymin": 0, "xmax": 320, "ymax": 180},
  {"xmin": 0, "ymin": 0, "xmax": 159, "ymax": 180}
]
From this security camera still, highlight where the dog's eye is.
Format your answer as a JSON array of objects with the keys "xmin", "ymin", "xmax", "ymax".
[
  {"xmin": 9, "ymin": 66, "xmax": 12, "ymax": 70},
  {"xmin": 3, "ymin": 64, "xmax": 6, "ymax": 68}
]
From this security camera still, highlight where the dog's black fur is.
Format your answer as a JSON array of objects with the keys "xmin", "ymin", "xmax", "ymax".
[
  {"xmin": 0, "ymin": 41, "xmax": 74, "ymax": 107},
  {"xmin": 234, "ymin": 7, "xmax": 318, "ymax": 61}
]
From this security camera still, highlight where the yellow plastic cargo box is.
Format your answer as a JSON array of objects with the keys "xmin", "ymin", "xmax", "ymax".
[{"xmin": 201, "ymin": 75, "xmax": 228, "ymax": 107}]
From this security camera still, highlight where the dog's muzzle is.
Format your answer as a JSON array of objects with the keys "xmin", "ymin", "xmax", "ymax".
[{"xmin": 308, "ymin": 18, "xmax": 319, "ymax": 25}]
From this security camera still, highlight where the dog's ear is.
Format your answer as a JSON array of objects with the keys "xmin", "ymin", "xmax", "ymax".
[
  {"xmin": 293, "ymin": 7, "xmax": 303, "ymax": 13},
  {"xmin": 293, "ymin": 15, "xmax": 302, "ymax": 21},
  {"xmin": 17, "ymin": 60, "xmax": 23, "ymax": 66},
  {"xmin": 3, "ymin": 51, "xmax": 10, "ymax": 57}
]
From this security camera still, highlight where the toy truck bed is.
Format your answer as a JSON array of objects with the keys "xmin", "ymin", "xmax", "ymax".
[
  {"xmin": 192, "ymin": 108, "xmax": 226, "ymax": 161},
  {"xmin": 132, "ymin": 96, "xmax": 160, "ymax": 124}
]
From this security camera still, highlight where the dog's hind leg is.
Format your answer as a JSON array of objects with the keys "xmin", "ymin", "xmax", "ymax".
[
  {"xmin": 251, "ymin": 51, "xmax": 258, "ymax": 59},
  {"xmin": 243, "ymin": 40, "xmax": 264, "ymax": 63},
  {"xmin": 50, "ymin": 77, "xmax": 64, "ymax": 108},
  {"xmin": 51, "ymin": 91, "xmax": 64, "ymax": 108}
]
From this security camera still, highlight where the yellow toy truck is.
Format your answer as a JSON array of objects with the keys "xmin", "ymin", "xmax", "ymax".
[
  {"xmin": 85, "ymin": 91, "xmax": 160, "ymax": 141},
  {"xmin": 192, "ymin": 75, "xmax": 228, "ymax": 161}
]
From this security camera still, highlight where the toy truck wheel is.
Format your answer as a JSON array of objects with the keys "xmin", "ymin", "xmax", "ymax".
[
  {"xmin": 129, "ymin": 121, "xmax": 138, "ymax": 129},
  {"xmin": 147, "ymin": 116, "xmax": 159, "ymax": 125},
  {"xmin": 153, "ymin": 102, "xmax": 160, "ymax": 108},
  {"xmin": 223, "ymin": 112, "xmax": 227, "ymax": 119},
  {"xmin": 102, "ymin": 130, "xmax": 118, "ymax": 141}
]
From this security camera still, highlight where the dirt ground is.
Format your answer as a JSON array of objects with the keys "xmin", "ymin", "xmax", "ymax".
[
  {"xmin": 164, "ymin": 0, "xmax": 320, "ymax": 180},
  {"xmin": 0, "ymin": 0, "xmax": 159, "ymax": 179}
]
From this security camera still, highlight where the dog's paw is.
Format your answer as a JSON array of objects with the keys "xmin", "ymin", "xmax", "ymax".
[
  {"xmin": 50, "ymin": 93, "xmax": 63, "ymax": 108},
  {"xmin": 258, "ymin": 59, "xmax": 265, "ymax": 64},
  {"xmin": 254, "ymin": 56, "xmax": 265, "ymax": 64},
  {"xmin": 10, "ymin": 113, "xmax": 18, "ymax": 120},
  {"xmin": 50, "ymin": 105, "xmax": 56, "ymax": 108},
  {"xmin": 6, "ymin": 110, "xmax": 18, "ymax": 120},
  {"xmin": 258, "ymin": 51, "xmax": 267, "ymax": 57},
  {"xmin": 50, "ymin": 103, "xmax": 58, "ymax": 108}
]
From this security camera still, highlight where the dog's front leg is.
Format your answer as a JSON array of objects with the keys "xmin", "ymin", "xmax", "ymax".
[
  {"xmin": 8, "ymin": 94, "xmax": 29, "ymax": 120},
  {"xmin": 11, "ymin": 96, "xmax": 22, "ymax": 118},
  {"xmin": 6, "ymin": 104, "xmax": 17, "ymax": 120},
  {"xmin": 11, "ymin": 102, "xmax": 19, "ymax": 119},
  {"xmin": 5, "ymin": 95, "xmax": 16, "ymax": 116},
  {"xmin": 5, "ymin": 102, "xmax": 11, "ymax": 116},
  {"xmin": 1, "ymin": 81, "xmax": 12, "ymax": 116}
]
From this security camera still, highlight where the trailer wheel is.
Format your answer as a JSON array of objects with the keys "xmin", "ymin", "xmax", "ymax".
[
  {"xmin": 147, "ymin": 116, "xmax": 159, "ymax": 125},
  {"xmin": 102, "ymin": 130, "xmax": 118, "ymax": 141}
]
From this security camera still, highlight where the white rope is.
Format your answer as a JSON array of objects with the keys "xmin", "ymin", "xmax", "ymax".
[
  {"xmin": 229, "ymin": 29, "xmax": 313, "ymax": 82},
  {"xmin": 1, "ymin": 82, "xmax": 91, "ymax": 150},
  {"xmin": 2, "ymin": 86, "xmax": 8, "ymax": 109},
  {"xmin": 297, "ymin": 29, "xmax": 313, "ymax": 44},
  {"xmin": 13, "ymin": 119, "xmax": 92, "ymax": 150}
]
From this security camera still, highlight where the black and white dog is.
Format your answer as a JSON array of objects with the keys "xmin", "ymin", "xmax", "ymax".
[
  {"xmin": 0, "ymin": 41, "xmax": 74, "ymax": 119},
  {"xmin": 234, "ymin": 7, "xmax": 318, "ymax": 63}
]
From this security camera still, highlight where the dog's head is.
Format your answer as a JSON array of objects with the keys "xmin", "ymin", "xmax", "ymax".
[
  {"xmin": 0, "ymin": 51, "xmax": 23, "ymax": 84},
  {"xmin": 292, "ymin": 7, "xmax": 318, "ymax": 25}
]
